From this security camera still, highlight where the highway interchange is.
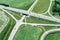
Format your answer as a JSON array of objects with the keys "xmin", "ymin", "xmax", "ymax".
[{"xmin": 0, "ymin": 0, "xmax": 60, "ymax": 40}]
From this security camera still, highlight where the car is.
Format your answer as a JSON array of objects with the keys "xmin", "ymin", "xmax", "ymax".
[{"xmin": 22, "ymin": 13, "xmax": 28, "ymax": 16}]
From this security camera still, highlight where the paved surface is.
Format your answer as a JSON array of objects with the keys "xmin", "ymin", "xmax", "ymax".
[
  {"xmin": 8, "ymin": 16, "xmax": 25, "ymax": 40},
  {"xmin": 23, "ymin": 23, "xmax": 60, "ymax": 26},
  {"xmin": 40, "ymin": 28, "xmax": 60, "ymax": 40},
  {"xmin": 0, "ymin": 5, "xmax": 60, "ymax": 23}
]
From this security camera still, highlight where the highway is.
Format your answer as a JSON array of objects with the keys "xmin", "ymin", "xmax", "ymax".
[{"xmin": 0, "ymin": 5, "xmax": 60, "ymax": 23}]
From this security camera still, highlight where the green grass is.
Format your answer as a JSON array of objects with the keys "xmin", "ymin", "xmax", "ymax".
[
  {"xmin": 0, "ymin": 0, "xmax": 60, "ymax": 40},
  {"xmin": 24, "ymin": 16, "xmax": 60, "ymax": 24},
  {"xmin": 57, "ymin": 4, "xmax": 60, "ymax": 9},
  {"xmin": 6, "ymin": 10, "xmax": 22, "ymax": 20},
  {"xmin": 0, "ymin": 0, "xmax": 34, "ymax": 10},
  {"xmin": 9, "ymin": 0, "xmax": 35, "ymax": 10},
  {"xmin": 45, "ymin": 31, "xmax": 60, "ymax": 40},
  {"xmin": 0, "ymin": 10, "xmax": 9, "ymax": 27},
  {"xmin": 50, "ymin": 1, "xmax": 60, "ymax": 18},
  {"xmin": 41, "ymin": 26, "xmax": 60, "ymax": 31},
  {"xmin": 0, "ymin": 0, "xmax": 35, "ymax": 40},
  {"xmin": 42, "ymin": 26, "xmax": 60, "ymax": 40},
  {"xmin": 13, "ymin": 25, "xmax": 44, "ymax": 40},
  {"xmin": 13, "ymin": 24, "xmax": 60, "ymax": 40},
  {"xmin": 0, "ymin": 0, "xmax": 35, "ymax": 20},
  {"xmin": 32, "ymin": 0, "xmax": 50, "ymax": 13},
  {"xmin": 0, "ymin": 20, "xmax": 4, "ymax": 26},
  {"xmin": 0, "ymin": 10, "xmax": 16, "ymax": 40}
]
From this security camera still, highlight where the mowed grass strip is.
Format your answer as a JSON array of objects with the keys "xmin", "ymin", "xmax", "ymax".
[
  {"xmin": 32, "ymin": 0, "xmax": 50, "ymax": 13},
  {"xmin": 13, "ymin": 25, "xmax": 44, "ymax": 40},
  {"xmin": 24, "ymin": 16, "xmax": 60, "ymax": 24}
]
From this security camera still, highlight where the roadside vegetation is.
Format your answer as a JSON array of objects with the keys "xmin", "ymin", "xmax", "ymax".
[
  {"xmin": 13, "ymin": 24, "xmax": 60, "ymax": 40},
  {"xmin": 45, "ymin": 31, "xmax": 60, "ymax": 40},
  {"xmin": 13, "ymin": 25, "xmax": 44, "ymax": 40},
  {"xmin": 50, "ymin": 1, "xmax": 60, "ymax": 18},
  {"xmin": 0, "ymin": 11, "xmax": 16, "ymax": 40},
  {"xmin": 24, "ymin": 16, "xmax": 60, "ymax": 24},
  {"xmin": 0, "ymin": 0, "xmax": 60, "ymax": 40},
  {"xmin": 32, "ymin": 0, "xmax": 50, "ymax": 13}
]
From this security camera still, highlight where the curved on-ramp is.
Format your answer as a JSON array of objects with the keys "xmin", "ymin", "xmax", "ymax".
[{"xmin": 40, "ymin": 28, "xmax": 60, "ymax": 40}]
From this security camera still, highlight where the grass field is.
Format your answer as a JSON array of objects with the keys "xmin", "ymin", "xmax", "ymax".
[
  {"xmin": 0, "ymin": 10, "xmax": 9, "ymax": 33},
  {"xmin": 50, "ymin": 1, "xmax": 60, "ymax": 18},
  {"xmin": 0, "ymin": 0, "xmax": 34, "ymax": 10},
  {"xmin": 32, "ymin": 0, "xmax": 50, "ymax": 13},
  {"xmin": 0, "ymin": 0, "xmax": 60, "ymax": 40},
  {"xmin": 0, "ymin": 0, "xmax": 35, "ymax": 40},
  {"xmin": 0, "ymin": 0, "xmax": 35, "ymax": 20},
  {"xmin": 13, "ymin": 24, "xmax": 60, "ymax": 40},
  {"xmin": 0, "ymin": 10, "xmax": 16, "ymax": 40},
  {"xmin": 13, "ymin": 25, "xmax": 44, "ymax": 40},
  {"xmin": 6, "ymin": 10, "xmax": 22, "ymax": 20},
  {"xmin": 42, "ymin": 26, "xmax": 60, "ymax": 40},
  {"xmin": 0, "ymin": 10, "xmax": 9, "ymax": 27},
  {"xmin": 23, "ymin": 16, "xmax": 60, "ymax": 24},
  {"xmin": 45, "ymin": 31, "xmax": 60, "ymax": 40}
]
